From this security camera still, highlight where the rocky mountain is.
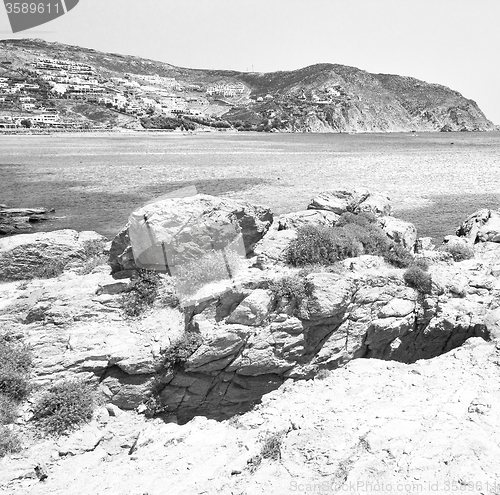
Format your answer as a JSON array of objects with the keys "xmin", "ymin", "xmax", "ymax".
[{"xmin": 0, "ymin": 38, "xmax": 495, "ymax": 132}]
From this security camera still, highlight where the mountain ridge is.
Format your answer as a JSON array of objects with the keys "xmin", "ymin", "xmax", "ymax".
[{"xmin": 0, "ymin": 38, "xmax": 495, "ymax": 132}]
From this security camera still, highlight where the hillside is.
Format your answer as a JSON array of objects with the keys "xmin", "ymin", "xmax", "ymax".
[{"xmin": 0, "ymin": 38, "xmax": 495, "ymax": 132}]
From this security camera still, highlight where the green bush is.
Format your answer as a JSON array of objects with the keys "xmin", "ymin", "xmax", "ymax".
[
  {"xmin": 32, "ymin": 380, "xmax": 96, "ymax": 435},
  {"xmin": 121, "ymin": 269, "xmax": 162, "ymax": 317},
  {"xmin": 268, "ymin": 275, "xmax": 308, "ymax": 303},
  {"xmin": 403, "ymin": 265, "xmax": 432, "ymax": 294},
  {"xmin": 383, "ymin": 243, "xmax": 414, "ymax": 268},
  {"xmin": 0, "ymin": 394, "xmax": 18, "ymax": 424},
  {"xmin": 0, "ymin": 337, "xmax": 32, "ymax": 401},
  {"xmin": 286, "ymin": 215, "xmax": 414, "ymax": 268},
  {"xmin": 0, "ymin": 371, "xmax": 30, "ymax": 402},
  {"xmin": 413, "ymin": 257, "xmax": 430, "ymax": 271},
  {"xmin": 335, "ymin": 211, "xmax": 377, "ymax": 228},
  {"xmin": 440, "ymin": 243, "xmax": 474, "ymax": 262},
  {"xmin": 286, "ymin": 224, "xmax": 361, "ymax": 266},
  {"xmin": 163, "ymin": 332, "xmax": 204, "ymax": 372},
  {"xmin": 0, "ymin": 426, "xmax": 21, "ymax": 457}
]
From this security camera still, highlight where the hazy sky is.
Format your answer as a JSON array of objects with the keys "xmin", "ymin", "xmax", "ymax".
[{"xmin": 1, "ymin": 0, "xmax": 499, "ymax": 123}]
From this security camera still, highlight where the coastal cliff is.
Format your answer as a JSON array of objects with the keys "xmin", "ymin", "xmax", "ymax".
[
  {"xmin": 2, "ymin": 189, "xmax": 500, "ymax": 492},
  {"xmin": 0, "ymin": 39, "xmax": 495, "ymax": 132}
]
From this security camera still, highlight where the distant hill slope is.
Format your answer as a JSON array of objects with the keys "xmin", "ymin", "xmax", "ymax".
[{"xmin": 0, "ymin": 38, "xmax": 495, "ymax": 132}]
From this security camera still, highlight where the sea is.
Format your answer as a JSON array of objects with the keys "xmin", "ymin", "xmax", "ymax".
[{"xmin": 1, "ymin": 131, "xmax": 499, "ymax": 243}]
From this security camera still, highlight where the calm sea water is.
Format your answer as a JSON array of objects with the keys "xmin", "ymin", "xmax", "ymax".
[{"xmin": 1, "ymin": 131, "xmax": 499, "ymax": 242}]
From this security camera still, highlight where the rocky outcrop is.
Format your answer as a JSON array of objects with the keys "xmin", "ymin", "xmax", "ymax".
[
  {"xmin": 0, "ymin": 205, "xmax": 54, "ymax": 236},
  {"xmin": 377, "ymin": 215, "xmax": 418, "ymax": 251},
  {"xmin": 2, "ymin": 338, "xmax": 500, "ymax": 495},
  {"xmin": 253, "ymin": 188, "xmax": 414, "ymax": 263},
  {"xmin": 1, "ymin": 201, "xmax": 500, "ymax": 428},
  {"xmin": 0, "ymin": 229, "xmax": 107, "ymax": 281},
  {"xmin": 109, "ymin": 195, "xmax": 273, "ymax": 274},
  {"xmin": 457, "ymin": 208, "xmax": 500, "ymax": 243},
  {"xmin": 308, "ymin": 188, "xmax": 392, "ymax": 217}
]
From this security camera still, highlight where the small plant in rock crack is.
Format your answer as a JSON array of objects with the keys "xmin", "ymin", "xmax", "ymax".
[
  {"xmin": 121, "ymin": 269, "xmax": 162, "ymax": 317},
  {"xmin": 162, "ymin": 332, "xmax": 204, "ymax": 372},
  {"xmin": 247, "ymin": 430, "xmax": 287, "ymax": 473}
]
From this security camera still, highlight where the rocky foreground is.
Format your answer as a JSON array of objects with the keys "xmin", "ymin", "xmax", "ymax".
[{"xmin": 1, "ymin": 189, "xmax": 500, "ymax": 493}]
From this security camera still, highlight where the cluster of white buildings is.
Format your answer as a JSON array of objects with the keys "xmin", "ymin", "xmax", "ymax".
[
  {"xmin": 0, "ymin": 111, "xmax": 62, "ymax": 128},
  {"xmin": 0, "ymin": 54, "xmax": 251, "ymax": 126},
  {"xmin": 206, "ymin": 82, "xmax": 245, "ymax": 97},
  {"xmin": 33, "ymin": 57, "xmax": 93, "ymax": 74},
  {"xmin": 0, "ymin": 77, "xmax": 40, "ymax": 97},
  {"xmin": 125, "ymin": 73, "xmax": 182, "ymax": 91},
  {"xmin": 30, "ymin": 56, "xmax": 102, "ymax": 98}
]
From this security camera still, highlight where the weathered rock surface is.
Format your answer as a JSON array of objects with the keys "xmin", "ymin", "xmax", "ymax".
[
  {"xmin": 308, "ymin": 188, "xmax": 392, "ymax": 217},
  {"xmin": 0, "ymin": 230, "xmax": 107, "ymax": 281},
  {"xmin": 109, "ymin": 194, "xmax": 273, "ymax": 274},
  {"xmin": 2, "ymin": 338, "xmax": 500, "ymax": 495},
  {"xmin": 457, "ymin": 208, "xmax": 500, "ymax": 243},
  {"xmin": 276, "ymin": 209, "xmax": 340, "ymax": 230},
  {"xmin": 0, "ymin": 205, "xmax": 54, "ymax": 236},
  {"xmin": 378, "ymin": 215, "xmax": 417, "ymax": 251},
  {"xmin": 3, "ymin": 226, "xmax": 498, "ymax": 422},
  {"xmin": 3, "ymin": 201, "xmax": 500, "ymax": 493}
]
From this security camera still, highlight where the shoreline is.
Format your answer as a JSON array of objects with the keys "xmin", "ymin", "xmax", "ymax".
[{"xmin": 1, "ymin": 128, "xmax": 499, "ymax": 137}]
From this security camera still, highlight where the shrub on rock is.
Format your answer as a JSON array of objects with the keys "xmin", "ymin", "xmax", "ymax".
[
  {"xmin": 440, "ymin": 242, "xmax": 474, "ymax": 262},
  {"xmin": 121, "ymin": 269, "xmax": 162, "ymax": 317},
  {"xmin": 403, "ymin": 265, "xmax": 432, "ymax": 294},
  {"xmin": 0, "ymin": 336, "xmax": 32, "ymax": 402},
  {"xmin": 286, "ymin": 213, "xmax": 414, "ymax": 268},
  {"xmin": 0, "ymin": 426, "xmax": 21, "ymax": 457},
  {"xmin": 32, "ymin": 379, "xmax": 96, "ymax": 435},
  {"xmin": 269, "ymin": 275, "xmax": 308, "ymax": 304}
]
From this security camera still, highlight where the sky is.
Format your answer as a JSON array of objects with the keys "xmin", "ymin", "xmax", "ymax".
[{"xmin": 0, "ymin": 0, "xmax": 499, "ymax": 123}]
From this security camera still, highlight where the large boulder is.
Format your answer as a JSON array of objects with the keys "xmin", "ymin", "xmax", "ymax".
[
  {"xmin": 0, "ymin": 229, "xmax": 106, "ymax": 281},
  {"xmin": 308, "ymin": 188, "xmax": 392, "ymax": 217},
  {"xmin": 109, "ymin": 195, "xmax": 272, "ymax": 274},
  {"xmin": 378, "ymin": 216, "xmax": 417, "ymax": 251},
  {"xmin": 276, "ymin": 209, "xmax": 340, "ymax": 230},
  {"xmin": 457, "ymin": 208, "xmax": 500, "ymax": 243}
]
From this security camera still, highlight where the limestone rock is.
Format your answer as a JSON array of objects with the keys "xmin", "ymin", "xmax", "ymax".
[
  {"xmin": 0, "ymin": 206, "xmax": 54, "ymax": 236},
  {"xmin": 109, "ymin": 195, "xmax": 272, "ymax": 273},
  {"xmin": 301, "ymin": 273, "xmax": 355, "ymax": 320},
  {"xmin": 226, "ymin": 289, "xmax": 274, "ymax": 326},
  {"xmin": 457, "ymin": 208, "xmax": 500, "ymax": 243},
  {"xmin": 253, "ymin": 228, "xmax": 296, "ymax": 263},
  {"xmin": 4, "ymin": 339, "xmax": 500, "ymax": 495},
  {"xmin": 276, "ymin": 209, "xmax": 340, "ymax": 230},
  {"xmin": 378, "ymin": 216, "xmax": 417, "ymax": 251},
  {"xmin": 356, "ymin": 192, "xmax": 392, "ymax": 217},
  {"xmin": 308, "ymin": 188, "xmax": 391, "ymax": 217},
  {"xmin": 308, "ymin": 187, "xmax": 370, "ymax": 214},
  {"xmin": 0, "ymin": 229, "xmax": 107, "ymax": 281}
]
